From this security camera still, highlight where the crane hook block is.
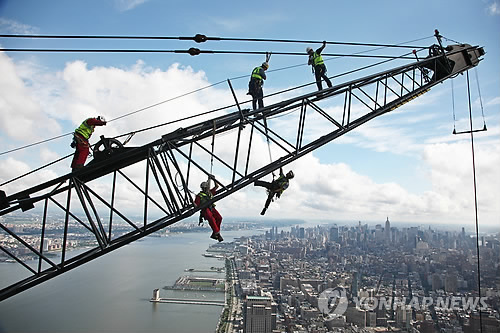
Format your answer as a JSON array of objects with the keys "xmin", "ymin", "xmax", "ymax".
[
  {"xmin": 188, "ymin": 47, "xmax": 201, "ymax": 56},
  {"xmin": 193, "ymin": 34, "xmax": 207, "ymax": 43}
]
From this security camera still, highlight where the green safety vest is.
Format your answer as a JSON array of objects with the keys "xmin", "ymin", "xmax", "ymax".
[
  {"xmin": 198, "ymin": 191, "xmax": 215, "ymax": 208},
  {"xmin": 74, "ymin": 119, "xmax": 95, "ymax": 140},
  {"xmin": 312, "ymin": 52, "xmax": 324, "ymax": 66},
  {"xmin": 251, "ymin": 66, "xmax": 264, "ymax": 81},
  {"xmin": 275, "ymin": 175, "xmax": 289, "ymax": 192}
]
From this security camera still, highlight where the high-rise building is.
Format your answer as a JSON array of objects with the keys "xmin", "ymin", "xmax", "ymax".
[
  {"xmin": 244, "ymin": 295, "xmax": 274, "ymax": 333},
  {"xmin": 385, "ymin": 217, "xmax": 391, "ymax": 243},
  {"xmin": 330, "ymin": 227, "xmax": 339, "ymax": 242},
  {"xmin": 352, "ymin": 271, "xmax": 359, "ymax": 298},
  {"xmin": 444, "ymin": 274, "xmax": 457, "ymax": 293}
]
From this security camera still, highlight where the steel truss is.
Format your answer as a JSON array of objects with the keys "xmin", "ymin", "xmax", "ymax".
[{"xmin": 0, "ymin": 43, "xmax": 484, "ymax": 301}]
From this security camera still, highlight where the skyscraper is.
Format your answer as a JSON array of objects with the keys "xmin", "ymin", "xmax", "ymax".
[
  {"xmin": 244, "ymin": 295, "xmax": 274, "ymax": 333},
  {"xmin": 385, "ymin": 217, "xmax": 391, "ymax": 243},
  {"xmin": 330, "ymin": 226, "xmax": 339, "ymax": 242},
  {"xmin": 352, "ymin": 271, "xmax": 359, "ymax": 298}
]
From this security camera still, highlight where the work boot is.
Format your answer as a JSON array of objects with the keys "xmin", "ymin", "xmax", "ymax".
[
  {"xmin": 210, "ymin": 232, "xmax": 218, "ymax": 240},
  {"xmin": 216, "ymin": 233, "xmax": 224, "ymax": 242}
]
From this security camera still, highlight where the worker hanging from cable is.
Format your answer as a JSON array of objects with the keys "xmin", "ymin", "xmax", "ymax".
[
  {"xmin": 254, "ymin": 168, "xmax": 294, "ymax": 216},
  {"xmin": 70, "ymin": 116, "xmax": 107, "ymax": 172},
  {"xmin": 194, "ymin": 175, "xmax": 223, "ymax": 242},
  {"xmin": 306, "ymin": 41, "xmax": 332, "ymax": 91},
  {"xmin": 247, "ymin": 61, "xmax": 269, "ymax": 110}
]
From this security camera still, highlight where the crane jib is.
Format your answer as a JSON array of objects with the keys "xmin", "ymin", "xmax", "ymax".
[{"xmin": 0, "ymin": 40, "xmax": 485, "ymax": 302}]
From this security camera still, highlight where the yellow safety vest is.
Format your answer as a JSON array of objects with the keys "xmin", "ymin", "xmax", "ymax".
[
  {"xmin": 276, "ymin": 175, "xmax": 289, "ymax": 191},
  {"xmin": 251, "ymin": 66, "xmax": 264, "ymax": 81},
  {"xmin": 75, "ymin": 119, "xmax": 95, "ymax": 140},
  {"xmin": 199, "ymin": 191, "xmax": 215, "ymax": 208},
  {"xmin": 312, "ymin": 52, "xmax": 324, "ymax": 66}
]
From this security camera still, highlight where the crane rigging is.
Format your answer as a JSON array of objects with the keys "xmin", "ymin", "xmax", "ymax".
[{"xmin": 0, "ymin": 33, "xmax": 485, "ymax": 301}]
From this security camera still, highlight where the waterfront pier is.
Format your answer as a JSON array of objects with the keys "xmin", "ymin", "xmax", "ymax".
[{"xmin": 150, "ymin": 289, "xmax": 225, "ymax": 307}]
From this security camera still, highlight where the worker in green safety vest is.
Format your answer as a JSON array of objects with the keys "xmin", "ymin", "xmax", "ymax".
[
  {"xmin": 247, "ymin": 62, "xmax": 269, "ymax": 110},
  {"xmin": 307, "ymin": 41, "xmax": 333, "ymax": 91},
  {"xmin": 194, "ymin": 175, "xmax": 223, "ymax": 242},
  {"xmin": 254, "ymin": 168, "xmax": 294, "ymax": 215},
  {"xmin": 70, "ymin": 116, "xmax": 107, "ymax": 171}
]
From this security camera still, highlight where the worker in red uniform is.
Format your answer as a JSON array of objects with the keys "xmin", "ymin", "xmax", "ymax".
[
  {"xmin": 254, "ymin": 168, "xmax": 294, "ymax": 215},
  {"xmin": 194, "ymin": 175, "xmax": 223, "ymax": 242},
  {"xmin": 70, "ymin": 116, "xmax": 107, "ymax": 172},
  {"xmin": 307, "ymin": 41, "xmax": 333, "ymax": 91}
]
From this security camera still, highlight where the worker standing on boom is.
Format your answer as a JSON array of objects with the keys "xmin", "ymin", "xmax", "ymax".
[
  {"xmin": 71, "ymin": 116, "xmax": 107, "ymax": 172},
  {"xmin": 307, "ymin": 41, "xmax": 332, "ymax": 91},
  {"xmin": 194, "ymin": 175, "xmax": 223, "ymax": 242},
  {"xmin": 247, "ymin": 62, "xmax": 269, "ymax": 110}
]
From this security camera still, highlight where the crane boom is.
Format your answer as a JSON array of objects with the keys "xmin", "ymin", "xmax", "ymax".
[{"xmin": 0, "ymin": 41, "xmax": 484, "ymax": 301}]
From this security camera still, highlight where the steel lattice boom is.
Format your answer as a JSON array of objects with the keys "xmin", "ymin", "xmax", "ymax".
[{"xmin": 0, "ymin": 41, "xmax": 484, "ymax": 301}]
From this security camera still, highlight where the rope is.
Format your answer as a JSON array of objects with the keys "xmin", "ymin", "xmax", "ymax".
[
  {"xmin": 0, "ymin": 47, "xmax": 417, "ymax": 60},
  {"xmin": 474, "ymin": 68, "xmax": 487, "ymax": 128},
  {"xmin": 451, "ymin": 79, "xmax": 457, "ymax": 134},
  {"xmin": 210, "ymin": 120, "xmax": 216, "ymax": 175},
  {"xmin": 0, "ymin": 41, "xmax": 425, "ymax": 185},
  {"xmin": 107, "ymin": 79, "xmax": 227, "ymax": 123},
  {"xmin": 0, "ymin": 153, "xmax": 73, "ymax": 187},
  {"xmin": 0, "ymin": 132, "xmax": 73, "ymax": 156},
  {"xmin": 466, "ymin": 70, "xmax": 484, "ymax": 333},
  {"xmin": 263, "ymin": 116, "xmax": 274, "ymax": 178},
  {"xmin": 0, "ymin": 33, "xmax": 428, "ymax": 49},
  {"xmin": 2, "ymin": 46, "xmax": 419, "ymax": 158}
]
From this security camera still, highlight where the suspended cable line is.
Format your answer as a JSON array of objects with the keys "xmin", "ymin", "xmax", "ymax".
[
  {"xmin": 0, "ymin": 33, "xmax": 429, "ymax": 49},
  {"xmin": 0, "ymin": 153, "xmax": 73, "ymax": 187},
  {"xmin": 466, "ymin": 70, "xmax": 484, "ymax": 333},
  {"xmin": 474, "ymin": 68, "xmax": 487, "ymax": 129},
  {"xmin": 0, "ymin": 46, "xmax": 420, "ymax": 158},
  {"xmin": 0, "ymin": 39, "xmax": 430, "ymax": 187},
  {"xmin": 108, "ymin": 79, "xmax": 227, "ymax": 122},
  {"xmin": 0, "ymin": 47, "xmax": 417, "ymax": 60},
  {"xmin": 0, "ymin": 132, "xmax": 73, "ymax": 156}
]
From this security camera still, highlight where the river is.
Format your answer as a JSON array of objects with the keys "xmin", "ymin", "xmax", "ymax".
[{"xmin": 0, "ymin": 229, "xmax": 263, "ymax": 333}]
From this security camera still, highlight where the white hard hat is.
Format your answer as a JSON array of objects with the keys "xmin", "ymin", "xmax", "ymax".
[
  {"xmin": 306, "ymin": 47, "xmax": 313, "ymax": 53},
  {"xmin": 98, "ymin": 116, "xmax": 106, "ymax": 122},
  {"xmin": 200, "ymin": 181, "xmax": 209, "ymax": 189}
]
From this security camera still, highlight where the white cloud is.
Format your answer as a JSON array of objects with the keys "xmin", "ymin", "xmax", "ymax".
[
  {"xmin": 487, "ymin": 2, "xmax": 500, "ymax": 15},
  {"xmin": 0, "ymin": 157, "xmax": 57, "ymax": 194},
  {"xmin": 486, "ymin": 96, "xmax": 500, "ymax": 106},
  {"xmin": 0, "ymin": 52, "xmax": 498, "ymax": 228},
  {"xmin": 0, "ymin": 18, "xmax": 39, "ymax": 34},
  {"xmin": 209, "ymin": 13, "xmax": 287, "ymax": 32},
  {"xmin": 421, "ymin": 140, "xmax": 500, "ymax": 224},
  {"xmin": 114, "ymin": 0, "xmax": 148, "ymax": 12},
  {"xmin": 40, "ymin": 147, "xmax": 61, "ymax": 164},
  {"xmin": 0, "ymin": 52, "xmax": 62, "ymax": 142}
]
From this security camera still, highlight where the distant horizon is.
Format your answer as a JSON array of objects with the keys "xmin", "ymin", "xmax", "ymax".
[
  {"xmin": 218, "ymin": 216, "xmax": 500, "ymax": 234},
  {"xmin": 3, "ymin": 210, "xmax": 498, "ymax": 234}
]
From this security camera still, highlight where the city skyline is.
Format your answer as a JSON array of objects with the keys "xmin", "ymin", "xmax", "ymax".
[
  {"xmin": 1, "ymin": 218, "xmax": 499, "ymax": 332},
  {"xmin": 0, "ymin": 0, "xmax": 499, "ymax": 227}
]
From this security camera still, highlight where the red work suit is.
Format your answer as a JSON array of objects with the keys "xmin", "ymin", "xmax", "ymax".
[
  {"xmin": 71, "ymin": 118, "xmax": 107, "ymax": 170},
  {"xmin": 194, "ymin": 188, "xmax": 222, "ymax": 234}
]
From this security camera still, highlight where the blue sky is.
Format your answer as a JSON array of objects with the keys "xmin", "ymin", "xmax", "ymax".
[{"xmin": 0, "ymin": 0, "xmax": 499, "ymax": 229}]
